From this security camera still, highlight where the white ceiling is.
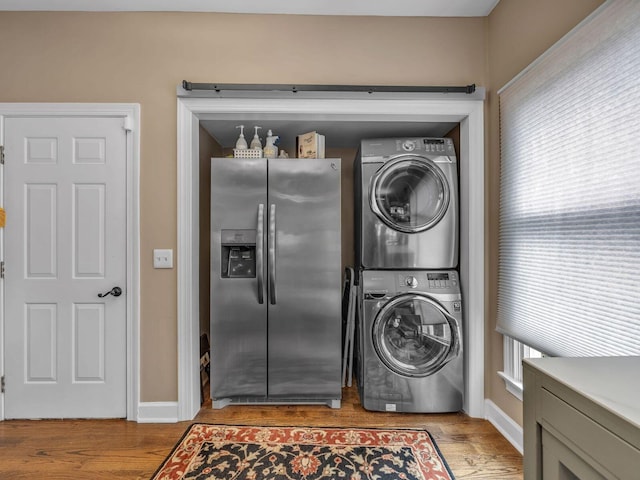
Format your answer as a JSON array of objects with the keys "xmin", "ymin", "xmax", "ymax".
[{"xmin": 0, "ymin": 0, "xmax": 499, "ymax": 16}]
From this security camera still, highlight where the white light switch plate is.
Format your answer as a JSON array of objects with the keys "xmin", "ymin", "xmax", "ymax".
[{"xmin": 153, "ymin": 249, "xmax": 173, "ymax": 269}]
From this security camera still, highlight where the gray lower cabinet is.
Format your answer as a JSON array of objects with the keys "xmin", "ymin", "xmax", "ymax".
[{"xmin": 523, "ymin": 357, "xmax": 640, "ymax": 480}]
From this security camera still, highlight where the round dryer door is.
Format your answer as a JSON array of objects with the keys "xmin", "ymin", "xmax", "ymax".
[
  {"xmin": 372, "ymin": 293, "xmax": 460, "ymax": 377},
  {"xmin": 370, "ymin": 156, "xmax": 450, "ymax": 233}
]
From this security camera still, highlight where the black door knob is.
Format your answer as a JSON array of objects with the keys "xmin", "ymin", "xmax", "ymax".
[{"xmin": 98, "ymin": 286, "xmax": 123, "ymax": 298}]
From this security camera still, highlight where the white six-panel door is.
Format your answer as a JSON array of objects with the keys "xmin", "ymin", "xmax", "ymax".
[{"xmin": 3, "ymin": 116, "xmax": 127, "ymax": 418}]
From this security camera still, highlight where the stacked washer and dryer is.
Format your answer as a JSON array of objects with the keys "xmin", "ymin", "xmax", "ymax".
[{"xmin": 354, "ymin": 137, "xmax": 464, "ymax": 413}]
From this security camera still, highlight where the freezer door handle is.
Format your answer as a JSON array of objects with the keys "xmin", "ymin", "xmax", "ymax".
[
  {"xmin": 269, "ymin": 203, "xmax": 277, "ymax": 305},
  {"xmin": 256, "ymin": 203, "xmax": 265, "ymax": 304}
]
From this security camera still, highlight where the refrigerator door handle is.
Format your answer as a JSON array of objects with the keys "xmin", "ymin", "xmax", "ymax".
[
  {"xmin": 269, "ymin": 203, "xmax": 277, "ymax": 305},
  {"xmin": 256, "ymin": 203, "xmax": 265, "ymax": 304}
]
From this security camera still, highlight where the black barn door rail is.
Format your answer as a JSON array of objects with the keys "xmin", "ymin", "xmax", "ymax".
[{"xmin": 182, "ymin": 80, "xmax": 476, "ymax": 95}]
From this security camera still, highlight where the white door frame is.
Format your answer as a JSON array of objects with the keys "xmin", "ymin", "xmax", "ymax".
[
  {"xmin": 176, "ymin": 93, "xmax": 486, "ymax": 420},
  {"xmin": 0, "ymin": 103, "xmax": 141, "ymax": 421}
]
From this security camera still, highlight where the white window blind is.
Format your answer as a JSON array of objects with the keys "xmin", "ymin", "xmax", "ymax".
[{"xmin": 497, "ymin": 0, "xmax": 640, "ymax": 357}]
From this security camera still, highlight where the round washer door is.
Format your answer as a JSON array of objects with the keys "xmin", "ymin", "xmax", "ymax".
[
  {"xmin": 372, "ymin": 293, "xmax": 460, "ymax": 377},
  {"xmin": 370, "ymin": 156, "xmax": 450, "ymax": 233}
]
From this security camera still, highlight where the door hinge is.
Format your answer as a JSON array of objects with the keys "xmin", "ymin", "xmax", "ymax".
[
  {"xmin": 123, "ymin": 116, "xmax": 133, "ymax": 132},
  {"xmin": 0, "ymin": 261, "xmax": 4, "ymax": 279},
  {"xmin": 1, "ymin": 376, "xmax": 5, "ymax": 394},
  {"xmin": 0, "ymin": 145, "xmax": 4, "ymax": 165}
]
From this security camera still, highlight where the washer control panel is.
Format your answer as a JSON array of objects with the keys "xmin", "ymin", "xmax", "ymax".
[
  {"xmin": 426, "ymin": 271, "xmax": 458, "ymax": 289},
  {"xmin": 397, "ymin": 271, "xmax": 459, "ymax": 291}
]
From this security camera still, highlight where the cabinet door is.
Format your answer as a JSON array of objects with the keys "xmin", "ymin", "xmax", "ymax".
[
  {"xmin": 542, "ymin": 430, "xmax": 607, "ymax": 480},
  {"xmin": 266, "ymin": 158, "xmax": 342, "ymax": 398}
]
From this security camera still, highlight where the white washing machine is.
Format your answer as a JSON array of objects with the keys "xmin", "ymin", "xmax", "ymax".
[
  {"xmin": 355, "ymin": 137, "xmax": 458, "ymax": 270},
  {"xmin": 357, "ymin": 269, "xmax": 463, "ymax": 413}
]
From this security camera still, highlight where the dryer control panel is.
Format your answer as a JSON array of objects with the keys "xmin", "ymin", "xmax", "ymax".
[
  {"xmin": 397, "ymin": 138, "xmax": 455, "ymax": 154},
  {"xmin": 360, "ymin": 137, "xmax": 456, "ymax": 159},
  {"xmin": 395, "ymin": 138, "xmax": 455, "ymax": 155}
]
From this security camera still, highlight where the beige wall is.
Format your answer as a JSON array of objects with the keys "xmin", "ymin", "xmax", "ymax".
[
  {"xmin": 0, "ymin": 12, "xmax": 485, "ymax": 402},
  {"xmin": 485, "ymin": 0, "xmax": 604, "ymax": 425},
  {"xmin": 198, "ymin": 127, "xmax": 223, "ymax": 342}
]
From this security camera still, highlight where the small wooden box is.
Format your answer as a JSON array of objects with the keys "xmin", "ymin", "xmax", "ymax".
[{"xmin": 296, "ymin": 131, "xmax": 325, "ymax": 158}]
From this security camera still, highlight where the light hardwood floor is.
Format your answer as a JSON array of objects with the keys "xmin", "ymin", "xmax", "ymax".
[{"xmin": 0, "ymin": 386, "xmax": 523, "ymax": 479}]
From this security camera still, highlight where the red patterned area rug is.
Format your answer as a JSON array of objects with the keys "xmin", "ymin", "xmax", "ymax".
[{"xmin": 151, "ymin": 424, "xmax": 455, "ymax": 480}]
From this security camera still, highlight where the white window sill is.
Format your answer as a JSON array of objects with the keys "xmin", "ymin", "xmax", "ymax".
[{"xmin": 497, "ymin": 371, "xmax": 523, "ymax": 401}]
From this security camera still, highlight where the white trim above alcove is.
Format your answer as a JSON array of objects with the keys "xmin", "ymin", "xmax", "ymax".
[{"xmin": 176, "ymin": 89, "xmax": 485, "ymax": 421}]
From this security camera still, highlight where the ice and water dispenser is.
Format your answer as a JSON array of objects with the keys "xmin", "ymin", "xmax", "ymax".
[{"xmin": 220, "ymin": 229, "xmax": 256, "ymax": 278}]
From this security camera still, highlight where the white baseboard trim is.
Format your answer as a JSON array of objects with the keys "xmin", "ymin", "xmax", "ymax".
[
  {"xmin": 484, "ymin": 399, "xmax": 523, "ymax": 455},
  {"xmin": 137, "ymin": 402, "xmax": 179, "ymax": 423}
]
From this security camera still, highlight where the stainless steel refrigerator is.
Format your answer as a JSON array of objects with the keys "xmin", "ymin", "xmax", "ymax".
[{"xmin": 210, "ymin": 157, "xmax": 342, "ymax": 408}]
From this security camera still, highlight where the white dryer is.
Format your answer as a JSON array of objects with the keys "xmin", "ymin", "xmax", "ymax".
[
  {"xmin": 355, "ymin": 137, "xmax": 458, "ymax": 270},
  {"xmin": 357, "ymin": 269, "xmax": 463, "ymax": 413}
]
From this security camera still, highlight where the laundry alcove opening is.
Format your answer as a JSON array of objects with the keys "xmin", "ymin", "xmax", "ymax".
[{"xmin": 176, "ymin": 91, "xmax": 485, "ymax": 420}]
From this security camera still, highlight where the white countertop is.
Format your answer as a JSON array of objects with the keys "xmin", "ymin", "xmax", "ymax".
[{"xmin": 524, "ymin": 356, "xmax": 640, "ymax": 431}]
